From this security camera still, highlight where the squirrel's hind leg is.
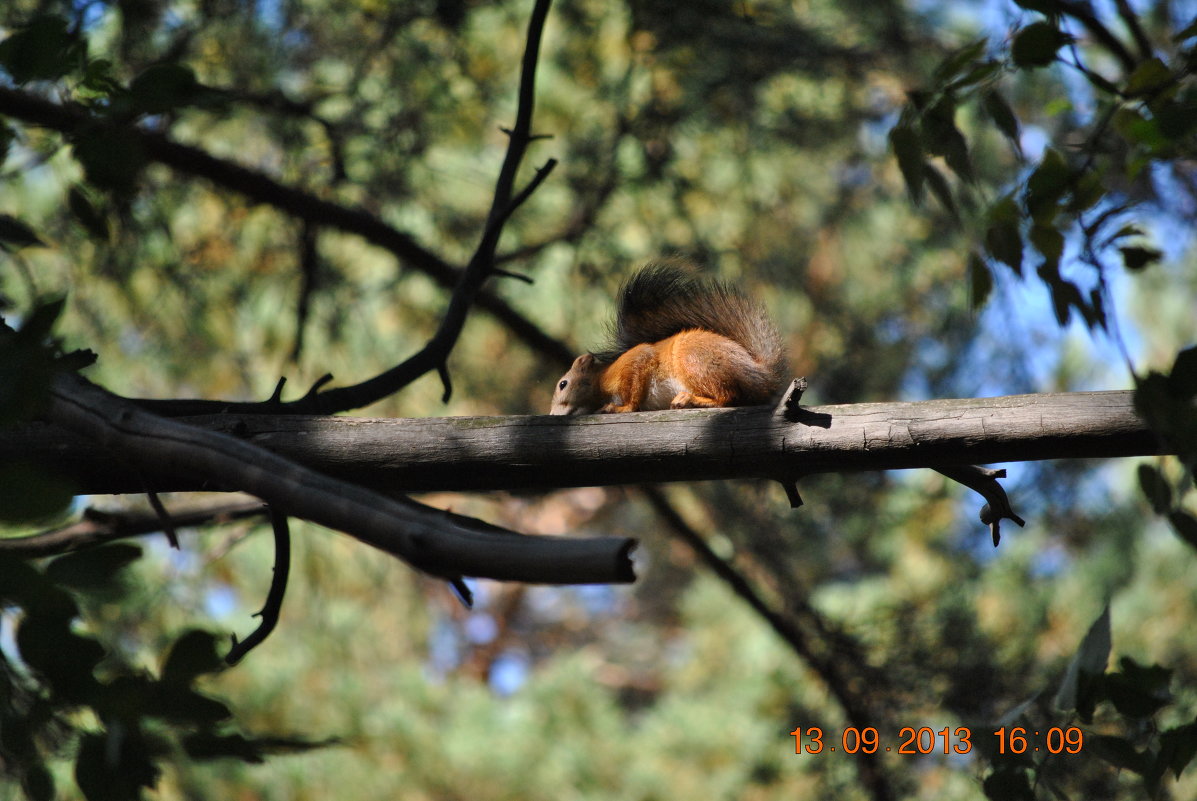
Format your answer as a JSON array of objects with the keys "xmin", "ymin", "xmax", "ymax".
[{"xmin": 670, "ymin": 391, "xmax": 728, "ymax": 409}]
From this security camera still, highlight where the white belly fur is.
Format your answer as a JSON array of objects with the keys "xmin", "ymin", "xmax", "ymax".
[{"xmin": 642, "ymin": 374, "xmax": 687, "ymax": 410}]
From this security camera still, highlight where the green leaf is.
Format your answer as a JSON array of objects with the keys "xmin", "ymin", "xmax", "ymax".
[
  {"xmin": 0, "ymin": 121, "xmax": 14, "ymax": 169},
  {"xmin": 0, "ymin": 463, "xmax": 75, "ymax": 523},
  {"xmin": 1125, "ymin": 58, "xmax": 1174, "ymax": 97},
  {"xmin": 1120, "ymin": 245, "xmax": 1162, "ymax": 272},
  {"xmin": 933, "ymin": 39, "xmax": 988, "ymax": 82},
  {"xmin": 982, "ymin": 90, "xmax": 1021, "ymax": 153},
  {"xmin": 45, "ymin": 544, "xmax": 143, "ymax": 592},
  {"xmin": 0, "ymin": 555, "xmax": 77, "ymax": 615},
  {"xmin": 922, "ymin": 163, "xmax": 957, "ymax": 218},
  {"xmin": 21, "ymin": 763, "xmax": 55, "ymax": 801},
  {"xmin": 1037, "ymin": 265, "xmax": 1082, "ymax": 326},
  {"xmin": 1169, "ymin": 511, "xmax": 1197, "ymax": 551},
  {"xmin": 129, "ymin": 64, "xmax": 201, "ymax": 115},
  {"xmin": 949, "ymin": 61, "xmax": 1003, "ymax": 93},
  {"xmin": 0, "ymin": 214, "xmax": 46, "ymax": 251},
  {"xmin": 17, "ymin": 612, "xmax": 105, "ymax": 703},
  {"xmin": 985, "ymin": 195, "xmax": 1023, "ymax": 274},
  {"xmin": 1011, "ymin": 22, "xmax": 1073, "ymax": 69},
  {"xmin": 0, "ymin": 15, "xmax": 85, "ymax": 85},
  {"xmin": 982, "ymin": 766, "xmax": 1035, "ymax": 801},
  {"xmin": 1137, "ymin": 464, "xmax": 1172, "ymax": 513},
  {"xmin": 985, "ymin": 221, "xmax": 1023, "ymax": 275},
  {"xmin": 1159, "ymin": 720, "xmax": 1197, "ymax": 779},
  {"xmin": 1055, "ymin": 605, "xmax": 1110, "ymax": 721},
  {"xmin": 146, "ymin": 684, "xmax": 232, "ymax": 725},
  {"xmin": 1024, "ymin": 149, "xmax": 1070, "ymax": 223},
  {"xmin": 1089, "ymin": 734, "xmax": 1152, "ymax": 774},
  {"xmin": 161, "ymin": 630, "xmax": 225, "ymax": 685},
  {"xmin": 922, "ymin": 97, "xmax": 974, "ymax": 182},
  {"xmin": 1029, "ymin": 224, "xmax": 1064, "ymax": 267},
  {"xmin": 71, "ymin": 126, "xmax": 147, "ymax": 197},
  {"xmin": 889, "ymin": 123, "xmax": 925, "ymax": 203},
  {"xmin": 68, "ymin": 186, "xmax": 111, "ymax": 242},
  {"xmin": 1114, "ymin": 107, "xmax": 1167, "ymax": 151},
  {"xmin": 1104, "ymin": 657, "xmax": 1172, "ymax": 718},
  {"xmin": 75, "ymin": 729, "xmax": 162, "ymax": 801},
  {"xmin": 1157, "ymin": 96, "xmax": 1197, "ymax": 140},
  {"xmin": 80, "ymin": 59, "xmax": 122, "ymax": 97},
  {"xmin": 969, "ymin": 252, "xmax": 993, "ymax": 309},
  {"xmin": 1068, "ymin": 170, "xmax": 1103, "ymax": 212},
  {"xmin": 1167, "ymin": 346, "xmax": 1197, "ymax": 400}
]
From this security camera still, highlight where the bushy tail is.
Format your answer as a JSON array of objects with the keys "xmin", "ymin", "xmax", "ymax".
[{"xmin": 610, "ymin": 261, "xmax": 787, "ymax": 382}]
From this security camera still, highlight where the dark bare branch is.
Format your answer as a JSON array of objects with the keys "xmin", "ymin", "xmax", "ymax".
[
  {"xmin": 38, "ymin": 371, "xmax": 636, "ymax": 584},
  {"xmin": 226, "ymin": 507, "xmax": 292, "ymax": 665},
  {"xmin": 0, "ymin": 499, "xmax": 267, "ymax": 558},
  {"xmin": 933, "ymin": 465, "xmax": 1026, "ymax": 546},
  {"xmin": 144, "ymin": 489, "xmax": 180, "ymax": 548}
]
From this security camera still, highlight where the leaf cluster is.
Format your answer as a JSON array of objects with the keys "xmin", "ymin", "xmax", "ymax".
[
  {"xmin": 0, "ymin": 548, "xmax": 329, "ymax": 801},
  {"xmin": 0, "ymin": 13, "xmax": 218, "ymax": 205},
  {"xmin": 981, "ymin": 608, "xmax": 1197, "ymax": 799},
  {"xmin": 1134, "ymin": 346, "xmax": 1197, "ymax": 547},
  {"xmin": 890, "ymin": 1, "xmax": 1196, "ymax": 325},
  {"xmin": 0, "ymin": 299, "xmax": 95, "ymax": 523}
]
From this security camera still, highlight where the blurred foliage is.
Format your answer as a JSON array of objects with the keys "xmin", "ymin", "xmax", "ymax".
[
  {"xmin": 0, "ymin": 298, "xmax": 94, "ymax": 524},
  {"xmin": 1, "ymin": 0, "xmax": 1196, "ymax": 799},
  {"xmin": 0, "ymin": 548, "xmax": 327, "ymax": 801}
]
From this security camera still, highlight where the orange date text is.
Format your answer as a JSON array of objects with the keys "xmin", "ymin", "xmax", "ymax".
[{"xmin": 789, "ymin": 726, "xmax": 1084, "ymax": 756}]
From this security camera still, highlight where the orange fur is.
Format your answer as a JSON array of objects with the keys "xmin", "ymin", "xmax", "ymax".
[{"xmin": 550, "ymin": 264, "xmax": 786, "ymax": 416}]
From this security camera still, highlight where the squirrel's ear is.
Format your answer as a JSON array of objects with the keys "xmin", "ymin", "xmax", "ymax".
[{"xmin": 574, "ymin": 353, "xmax": 595, "ymax": 369}]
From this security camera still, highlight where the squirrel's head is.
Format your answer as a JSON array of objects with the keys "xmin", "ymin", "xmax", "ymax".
[{"xmin": 550, "ymin": 353, "xmax": 602, "ymax": 415}]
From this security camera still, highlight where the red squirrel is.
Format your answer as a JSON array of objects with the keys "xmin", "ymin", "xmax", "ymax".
[{"xmin": 550, "ymin": 262, "xmax": 787, "ymax": 415}]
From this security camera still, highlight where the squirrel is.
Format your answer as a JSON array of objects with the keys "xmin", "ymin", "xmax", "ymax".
[{"xmin": 550, "ymin": 262, "xmax": 787, "ymax": 415}]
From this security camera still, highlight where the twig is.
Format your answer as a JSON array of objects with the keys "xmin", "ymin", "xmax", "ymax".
[
  {"xmin": 226, "ymin": 507, "xmax": 292, "ymax": 665},
  {"xmin": 290, "ymin": 221, "xmax": 320, "ymax": 363},
  {"xmin": 1111, "ymin": 0, "xmax": 1153, "ymax": 62},
  {"xmin": 0, "ymin": 498, "xmax": 268, "ymax": 558},
  {"xmin": 934, "ymin": 465, "xmax": 1026, "ymax": 546},
  {"xmin": 144, "ymin": 489, "xmax": 180, "ymax": 548},
  {"xmin": 1057, "ymin": 0, "xmax": 1138, "ymax": 74}
]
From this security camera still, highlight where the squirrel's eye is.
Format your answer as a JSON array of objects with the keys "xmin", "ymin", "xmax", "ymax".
[{"xmin": 558, "ymin": 380, "xmax": 568, "ymax": 391}]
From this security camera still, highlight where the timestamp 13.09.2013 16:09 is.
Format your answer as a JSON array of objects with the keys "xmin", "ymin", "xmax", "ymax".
[{"xmin": 790, "ymin": 726, "xmax": 1084, "ymax": 756}]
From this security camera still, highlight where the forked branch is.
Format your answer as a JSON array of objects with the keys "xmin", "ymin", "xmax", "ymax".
[{"xmin": 42, "ymin": 371, "xmax": 636, "ymax": 585}]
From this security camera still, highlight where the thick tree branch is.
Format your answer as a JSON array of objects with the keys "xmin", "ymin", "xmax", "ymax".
[
  {"xmin": 36, "ymin": 372, "xmax": 635, "ymax": 584},
  {"xmin": 5, "ymin": 390, "xmax": 1162, "ymax": 497}
]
